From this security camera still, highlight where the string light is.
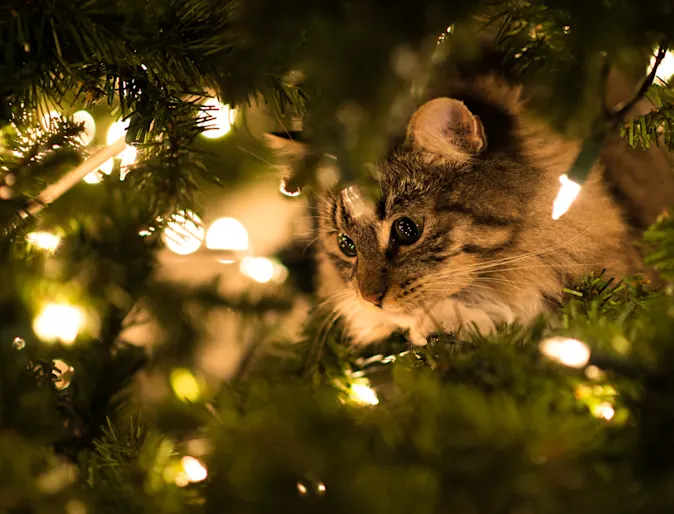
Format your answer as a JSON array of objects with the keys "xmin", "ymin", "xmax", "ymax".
[
  {"xmin": 73, "ymin": 110, "xmax": 96, "ymax": 146},
  {"xmin": 539, "ymin": 336, "xmax": 591, "ymax": 368},
  {"xmin": 85, "ymin": 119, "xmax": 137, "ymax": 183},
  {"xmin": 162, "ymin": 210, "xmax": 204, "ymax": 255},
  {"xmin": 180, "ymin": 456, "xmax": 208, "ymax": 483},
  {"xmin": 349, "ymin": 381, "xmax": 380, "ymax": 406},
  {"xmin": 200, "ymin": 98, "xmax": 236, "ymax": 139},
  {"xmin": 26, "ymin": 231, "xmax": 61, "ymax": 252},
  {"xmin": 33, "ymin": 303, "xmax": 85, "ymax": 345},
  {"xmin": 205, "ymin": 217, "xmax": 249, "ymax": 253},
  {"xmin": 170, "ymin": 368, "xmax": 201, "ymax": 402},
  {"xmin": 551, "ymin": 174, "xmax": 582, "ymax": 220},
  {"xmin": 239, "ymin": 257, "xmax": 288, "ymax": 284}
]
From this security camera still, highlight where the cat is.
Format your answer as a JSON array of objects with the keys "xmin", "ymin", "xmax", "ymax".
[{"xmin": 267, "ymin": 76, "xmax": 641, "ymax": 346}]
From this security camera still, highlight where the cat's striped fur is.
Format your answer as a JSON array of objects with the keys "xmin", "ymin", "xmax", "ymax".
[{"xmin": 270, "ymin": 77, "xmax": 640, "ymax": 346}]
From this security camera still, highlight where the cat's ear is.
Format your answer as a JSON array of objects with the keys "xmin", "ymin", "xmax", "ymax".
[
  {"xmin": 264, "ymin": 133, "xmax": 308, "ymax": 161},
  {"xmin": 406, "ymin": 98, "xmax": 486, "ymax": 159}
]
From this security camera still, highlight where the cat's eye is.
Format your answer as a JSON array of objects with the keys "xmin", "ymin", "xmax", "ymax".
[
  {"xmin": 337, "ymin": 233, "xmax": 357, "ymax": 257},
  {"xmin": 392, "ymin": 216, "xmax": 423, "ymax": 245}
]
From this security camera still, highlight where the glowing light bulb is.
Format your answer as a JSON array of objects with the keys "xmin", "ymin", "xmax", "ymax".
[
  {"xmin": 73, "ymin": 110, "xmax": 96, "ymax": 146},
  {"xmin": 26, "ymin": 231, "xmax": 61, "ymax": 252},
  {"xmin": 350, "ymin": 382, "xmax": 379, "ymax": 406},
  {"xmin": 41, "ymin": 110, "xmax": 61, "ymax": 130},
  {"xmin": 205, "ymin": 217, "xmax": 248, "ymax": 251},
  {"xmin": 592, "ymin": 402, "xmax": 615, "ymax": 421},
  {"xmin": 162, "ymin": 210, "xmax": 204, "ymax": 255},
  {"xmin": 539, "ymin": 337, "xmax": 591, "ymax": 368},
  {"xmin": 551, "ymin": 174, "xmax": 581, "ymax": 220},
  {"xmin": 180, "ymin": 456, "xmax": 208, "ymax": 483},
  {"xmin": 200, "ymin": 98, "xmax": 235, "ymax": 139},
  {"xmin": 53, "ymin": 359, "xmax": 75, "ymax": 390},
  {"xmin": 34, "ymin": 303, "xmax": 85, "ymax": 345},
  {"xmin": 280, "ymin": 178, "xmax": 301, "ymax": 197},
  {"xmin": 650, "ymin": 49, "xmax": 674, "ymax": 83},
  {"xmin": 170, "ymin": 368, "xmax": 201, "ymax": 402},
  {"xmin": 83, "ymin": 171, "xmax": 103, "ymax": 184},
  {"xmin": 239, "ymin": 257, "xmax": 288, "ymax": 284},
  {"xmin": 107, "ymin": 119, "xmax": 130, "ymax": 145}
]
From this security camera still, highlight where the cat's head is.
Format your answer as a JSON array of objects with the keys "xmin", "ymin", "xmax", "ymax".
[{"xmin": 268, "ymin": 93, "xmax": 535, "ymax": 324}]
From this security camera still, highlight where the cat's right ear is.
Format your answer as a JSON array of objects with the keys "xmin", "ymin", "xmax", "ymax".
[{"xmin": 406, "ymin": 98, "xmax": 486, "ymax": 162}]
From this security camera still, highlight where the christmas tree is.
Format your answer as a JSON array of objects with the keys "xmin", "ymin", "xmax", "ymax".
[{"xmin": 4, "ymin": 1, "xmax": 674, "ymax": 513}]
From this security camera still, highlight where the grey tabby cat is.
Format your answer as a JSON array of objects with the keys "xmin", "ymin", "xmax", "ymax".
[{"xmin": 269, "ymin": 76, "xmax": 640, "ymax": 346}]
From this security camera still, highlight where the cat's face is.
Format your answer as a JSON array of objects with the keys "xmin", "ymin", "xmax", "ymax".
[{"xmin": 273, "ymin": 96, "xmax": 531, "ymax": 324}]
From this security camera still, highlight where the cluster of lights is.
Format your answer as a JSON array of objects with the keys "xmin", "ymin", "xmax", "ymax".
[
  {"xmin": 175, "ymin": 456, "xmax": 208, "ymax": 486},
  {"xmin": 159, "ymin": 212, "xmax": 289, "ymax": 284}
]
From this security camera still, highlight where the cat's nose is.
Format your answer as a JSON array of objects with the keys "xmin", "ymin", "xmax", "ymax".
[{"xmin": 362, "ymin": 291, "xmax": 385, "ymax": 307}]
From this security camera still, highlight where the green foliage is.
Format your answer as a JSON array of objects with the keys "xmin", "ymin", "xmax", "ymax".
[{"xmin": 621, "ymin": 85, "xmax": 674, "ymax": 151}]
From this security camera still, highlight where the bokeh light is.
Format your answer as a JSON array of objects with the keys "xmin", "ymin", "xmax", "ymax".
[
  {"xmin": 162, "ymin": 210, "xmax": 204, "ymax": 255},
  {"xmin": 200, "ymin": 98, "xmax": 235, "ymax": 139},
  {"xmin": 33, "ymin": 303, "xmax": 85, "ymax": 345},
  {"xmin": 26, "ymin": 231, "xmax": 61, "ymax": 252},
  {"xmin": 73, "ymin": 110, "xmax": 96, "ymax": 146},
  {"xmin": 205, "ymin": 217, "xmax": 249, "ymax": 251}
]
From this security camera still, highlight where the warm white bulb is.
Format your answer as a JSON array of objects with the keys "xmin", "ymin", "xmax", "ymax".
[
  {"xmin": 41, "ymin": 110, "xmax": 61, "ymax": 129},
  {"xmin": 650, "ymin": 49, "xmax": 674, "ymax": 83},
  {"xmin": 26, "ymin": 231, "xmax": 61, "ymax": 252},
  {"xmin": 205, "ymin": 217, "xmax": 249, "ymax": 251},
  {"xmin": 107, "ymin": 119, "xmax": 129, "ymax": 145},
  {"xmin": 180, "ymin": 456, "xmax": 208, "ymax": 482},
  {"xmin": 240, "ymin": 257, "xmax": 275, "ymax": 283},
  {"xmin": 539, "ymin": 337, "xmax": 591, "ymax": 368},
  {"xmin": 551, "ymin": 174, "xmax": 581, "ymax": 220},
  {"xmin": 83, "ymin": 171, "xmax": 103, "ymax": 184},
  {"xmin": 162, "ymin": 210, "xmax": 204, "ymax": 255},
  {"xmin": 350, "ymin": 382, "xmax": 379, "ymax": 406},
  {"xmin": 73, "ymin": 110, "xmax": 96, "ymax": 146},
  {"xmin": 200, "ymin": 98, "xmax": 235, "ymax": 139},
  {"xmin": 33, "ymin": 303, "xmax": 85, "ymax": 345},
  {"xmin": 592, "ymin": 402, "xmax": 615, "ymax": 421}
]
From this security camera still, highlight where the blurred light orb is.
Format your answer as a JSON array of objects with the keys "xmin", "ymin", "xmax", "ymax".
[
  {"xmin": 73, "ymin": 110, "xmax": 96, "ymax": 146},
  {"xmin": 12, "ymin": 337, "xmax": 26, "ymax": 350},
  {"xmin": 53, "ymin": 359, "xmax": 75, "ymax": 390},
  {"xmin": 41, "ymin": 110, "xmax": 61, "ymax": 130},
  {"xmin": 180, "ymin": 456, "xmax": 208, "ymax": 483},
  {"xmin": 33, "ymin": 303, "xmax": 85, "ymax": 345},
  {"xmin": 170, "ymin": 368, "xmax": 201, "ymax": 402},
  {"xmin": 83, "ymin": 171, "xmax": 103, "ymax": 184},
  {"xmin": 162, "ymin": 210, "xmax": 204, "ymax": 255},
  {"xmin": 350, "ymin": 382, "xmax": 379, "ymax": 406},
  {"xmin": 650, "ymin": 49, "xmax": 674, "ymax": 82},
  {"xmin": 539, "ymin": 337, "xmax": 591, "ymax": 368},
  {"xmin": 592, "ymin": 402, "xmax": 615, "ymax": 421},
  {"xmin": 200, "ymin": 98, "xmax": 235, "ymax": 139},
  {"xmin": 26, "ymin": 231, "xmax": 61, "ymax": 252},
  {"xmin": 107, "ymin": 119, "xmax": 130, "ymax": 145},
  {"xmin": 240, "ymin": 257, "xmax": 288, "ymax": 284},
  {"xmin": 205, "ymin": 217, "xmax": 248, "ymax": 251}
]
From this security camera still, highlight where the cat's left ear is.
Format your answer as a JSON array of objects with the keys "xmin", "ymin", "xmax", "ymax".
[{"xmin": 406, "ymin": 98, "xmax": 486, "ymax": 160}]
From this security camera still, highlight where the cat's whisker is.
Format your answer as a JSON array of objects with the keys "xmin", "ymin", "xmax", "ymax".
[
  {"xmin": 312, "ymin": 291, "xmax": 354, "ymax": 311},
  {"xmin": 425, "ymin": 223, "xmax": 612, "ymax": 280},
  {"xmin": 428, "ymin": 260, "xmax": 607, "ymax": 281}
]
